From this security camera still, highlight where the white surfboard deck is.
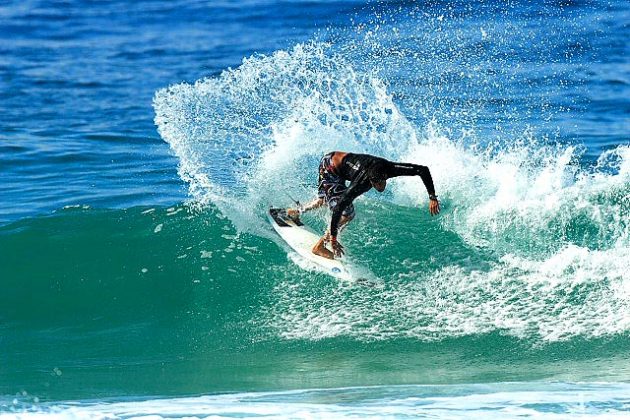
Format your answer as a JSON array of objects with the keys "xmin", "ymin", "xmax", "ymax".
[{"xmin": 268, "ymin": 208, "xmax": 354, "ymax": 281}]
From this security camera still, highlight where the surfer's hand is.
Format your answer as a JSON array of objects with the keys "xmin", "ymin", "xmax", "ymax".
[
  {"xmin": 330, "ymin": 237, "xmax": 345, "ymax": 258},
  {"xmin": 429, "ymin": 197, "xmax": 440, "ymax": 216}
]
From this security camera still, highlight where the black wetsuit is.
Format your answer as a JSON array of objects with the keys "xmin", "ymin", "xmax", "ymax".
[{"xmin": 326, "ymin": 153, "xmax": 436, "ymax": 237}]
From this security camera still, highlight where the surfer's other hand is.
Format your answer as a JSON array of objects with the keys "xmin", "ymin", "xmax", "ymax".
[
  {"xmin": 429, "ymin": 198, "xmax": 440, "ymax": 216},
  {"xmin": 330, "ymin": 237, "xmax": 345, "ymax": 257}
]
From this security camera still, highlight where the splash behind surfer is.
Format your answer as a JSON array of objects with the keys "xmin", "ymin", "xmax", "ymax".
[{"xmin": 287, "ymin": 151, "xmax": 440, "ymax": 259}]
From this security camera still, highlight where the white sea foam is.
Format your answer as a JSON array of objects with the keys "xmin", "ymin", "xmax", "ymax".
[
  {"xmin": 265, "ymin": 137, "xmax": 629, "ymax": 343},
  {"xmin": 267, "ymin": 240, "xmax": 630, "ymax": 343},
  {"xmin": 4, "ymin": 383, "xmax": 630, "ymax": 419}
]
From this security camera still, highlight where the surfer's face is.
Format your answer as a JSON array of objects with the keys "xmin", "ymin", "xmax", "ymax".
[{"xmin": 371, "ymin": 179, "xmax": 386, "ymax": 192}]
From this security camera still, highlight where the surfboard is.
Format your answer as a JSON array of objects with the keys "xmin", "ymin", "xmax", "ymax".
[{"xmin": 268, "ymin": 208, "xmax": 354, "ymax": 281}]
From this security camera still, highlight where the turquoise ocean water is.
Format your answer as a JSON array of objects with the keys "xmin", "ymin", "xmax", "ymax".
[{"xmin": 1, "ymin": 0, "xmax": 629, "ymax": 418}]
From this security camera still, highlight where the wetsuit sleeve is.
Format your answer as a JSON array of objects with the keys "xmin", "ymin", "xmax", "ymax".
[
  {"xmin": 329, "ymin": 181, "xmax": 370, "ymax": 238},
  {"xmin": 386, "ymin": 162, "xmax": 436, "ymax": 196}
]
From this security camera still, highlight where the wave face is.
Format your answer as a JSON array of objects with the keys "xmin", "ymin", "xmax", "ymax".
[
  {"xmin": 2, "ymin": 0, "xmax": 629, "ymax": 407},
  {"xmin": 2, "ymin": 205, "xmax": 630, "ymax": 401},
  {"xmin": 152, "ymin": 21, "xmax": 630, "ymax": 345}
]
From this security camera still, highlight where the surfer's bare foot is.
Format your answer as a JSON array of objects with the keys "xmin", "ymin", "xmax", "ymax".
[
  {"xmin": 312, "ymin": 237, "xmax": 334, "ymax": 259},
  {"xmin": 313, "ymin": 245, "xmax": 335, "ymax": 260},
  {"xmin": 286, "ymin": 208, "xmax": 301, "ymax": 222}
]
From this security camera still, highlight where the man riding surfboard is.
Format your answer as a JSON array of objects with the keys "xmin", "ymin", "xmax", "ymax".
[{"xmin": 287, "ymin": 151, "xmax": 440, "ymax": 259}]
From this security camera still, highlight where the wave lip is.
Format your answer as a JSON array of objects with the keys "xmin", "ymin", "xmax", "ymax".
[{"xmin": 153, "ymin": 41, "xmax": 418, "ymax": 226}]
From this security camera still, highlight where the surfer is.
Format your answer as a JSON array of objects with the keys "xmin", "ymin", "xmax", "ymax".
[{"xmin": 287, "ymin": 151, "xmax": 440, "ymax": 259}]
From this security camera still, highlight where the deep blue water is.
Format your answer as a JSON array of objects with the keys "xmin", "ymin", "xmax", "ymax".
[
  {"xmin": 1, "ymin": 0, "xmax": 628, "ymax": 223},
  {"xmin": 1, "ymin": 0, "xmax": 367, "ymax": 222}
]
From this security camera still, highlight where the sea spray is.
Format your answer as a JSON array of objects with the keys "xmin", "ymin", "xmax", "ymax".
[{"xmin": 154, "ymin": 42, "xmax": 419, "ymax": 231}]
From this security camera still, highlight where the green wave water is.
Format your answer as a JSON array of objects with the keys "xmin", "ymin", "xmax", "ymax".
[
  {"xmin": 2, "ymin": 200, "xmax": 629, "ymax": 401},
  {"xmin": 2, "ymin": 0, "xmax": 630, "ymax": 417}
]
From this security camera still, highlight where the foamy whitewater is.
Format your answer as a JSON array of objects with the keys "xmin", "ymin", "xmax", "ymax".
[
  {"xmin": 154, "ymin": 41, "xmax": 630, "ymax": 344},
  {"xmin": 4, "ymin": 383, "xmax": 630, "ymax": 419}
]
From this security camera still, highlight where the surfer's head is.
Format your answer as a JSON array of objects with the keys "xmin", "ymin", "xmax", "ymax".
[{"xmin": 368, "ymin": 162, "xmax": 387, "ymax": 192}]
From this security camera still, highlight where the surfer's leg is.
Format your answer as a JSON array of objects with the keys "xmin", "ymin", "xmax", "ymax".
[
  {"xmin": 310, "ymin": 176, "xmax": 352, "ymax": 259},
  {"xmin": 337, "ymin": 204, "xmax": 355, "ymax": 233},
  {"xmin": 313, "ymin": 211, "xmax": 353, "ymax": 260},
  {"xmin": 337, "ymin": 215, "xmax": 353, "ymax": 233},
  {"xmin": 297, "ymin": 153, "xmax": 334, "ymax": 219},
  {"xmin": 302, "ymin": 197, "xmax": 325, "ymax": 212},
  {"xmin": 311, "ymin": 198, "xmax": 355, "ymax": 259},
  {"xmin": 287, "ymin": 197, "xmax": 324, "ymax": 219}
]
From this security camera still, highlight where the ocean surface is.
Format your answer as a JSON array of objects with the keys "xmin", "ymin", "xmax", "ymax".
[{"xmin": 1, "ymin": 0, "xmax": 629, "ymax": 418}]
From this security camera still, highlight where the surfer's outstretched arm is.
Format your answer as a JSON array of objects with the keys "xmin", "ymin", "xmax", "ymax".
[
  {"xmin": 386, "ymin": 162, "xmax": 440, "ymax": 216},
  {"xmin": 386, "ymin": 163, "xmax": 436, "ymax": 196}
]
